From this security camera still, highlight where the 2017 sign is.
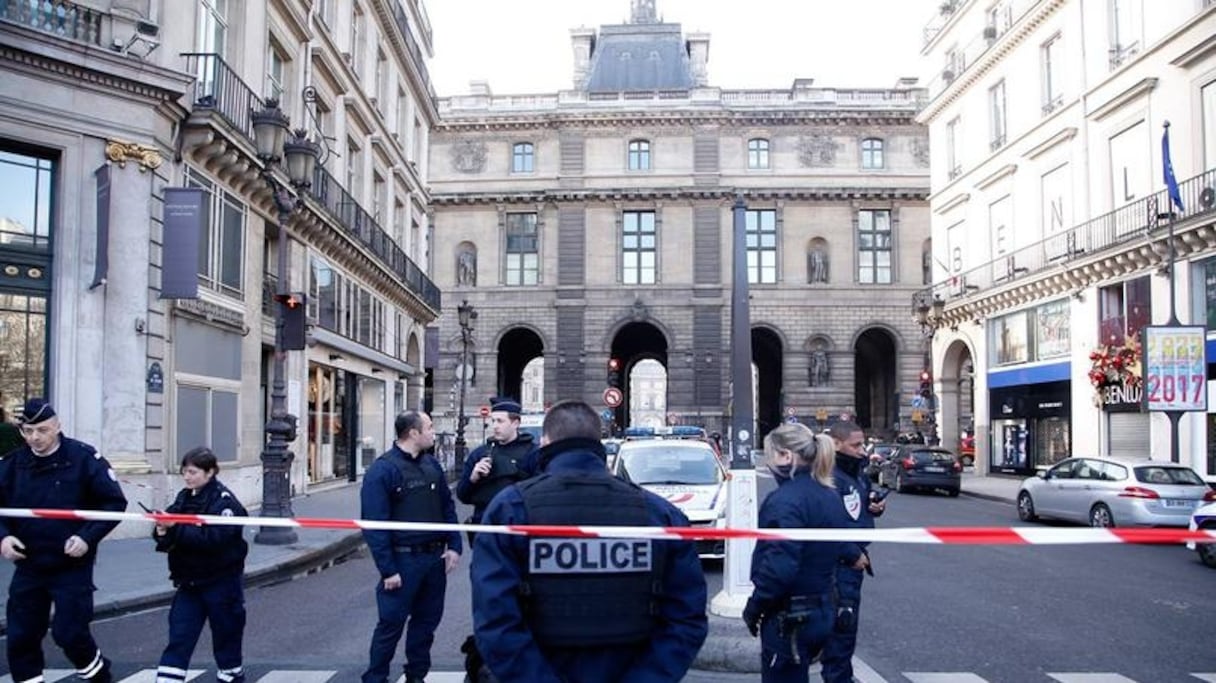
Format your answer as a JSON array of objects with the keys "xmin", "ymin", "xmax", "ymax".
[{"xmin": 1142, "ymin": 326, "xmax": 1207, "ymax": 412}]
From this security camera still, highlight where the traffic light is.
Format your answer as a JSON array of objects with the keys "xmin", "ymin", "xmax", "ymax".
[
  {"xmin": 918, "ymin": 370, "xmax": 932, "ymax": 398},
  {"xmin": 607, "ymin": 357, "xmax": 622, "ymax": 388},
  {"xmin": 276, "ymin": 292, "xmax": 308, "ymax": 350}
]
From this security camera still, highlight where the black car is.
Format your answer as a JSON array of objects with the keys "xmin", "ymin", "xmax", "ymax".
[{"xmin": 877, "ymin": 446, "xmax": 962, "ymax": 496}]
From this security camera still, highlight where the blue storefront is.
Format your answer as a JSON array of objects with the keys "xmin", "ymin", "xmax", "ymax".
[{"xmin": 988, "ymin": 362, "xmax": 1072, "ymax": 475}]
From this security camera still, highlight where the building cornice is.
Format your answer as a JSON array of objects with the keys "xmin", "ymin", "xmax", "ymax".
[
  {"xmin": 1087, "ymin": 77, "xmax": 1158, "ymax": 122},
  {"xmin": 1023, "ymin": 126, "xmax": 1078, "ymax": 160},
  {"xmin": 435, "ymin": 109, "xmax": 921, "ymax": 132},
  {"xmin": 975, "ymin": 163, "xmax": 1017, "ymax": 190},
  {"xmin": 432, "ymin": 185, "xmax": 929, "ymax": 206}
]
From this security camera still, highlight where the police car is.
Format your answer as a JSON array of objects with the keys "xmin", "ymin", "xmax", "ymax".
[
  {"xmin": 611, "ymin": 427, "xmax": 728, "ymax": 559},
  {"xmin": 1188, "ymin": 500, "xmax": 1216, "ymax": 568}
]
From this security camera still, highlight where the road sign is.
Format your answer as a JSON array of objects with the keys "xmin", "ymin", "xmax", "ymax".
[
  {"xmin": 478, "ymin": 405, "xmax": 490, "ymax": 418},
  {"xmin": 603, "ymin": 387, "xmax": 623, "ymax": 408},
  {"xmin": 911, "ymin": 395, "xmax": 926, "ymax": 409},
  {"xmin": 785, "ymin": 415, "xmax": 799, "ymax": 424},
  {"xmin": 600, "ymin": 409, "xmax": 614, "ymax": 422}
]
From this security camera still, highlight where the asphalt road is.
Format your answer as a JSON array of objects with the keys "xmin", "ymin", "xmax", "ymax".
[{"xmin": 3, "ymin": 480, "xmax": 1215, "ymax": 681}]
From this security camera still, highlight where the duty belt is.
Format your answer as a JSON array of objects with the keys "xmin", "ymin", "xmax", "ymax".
[{"xmin": 393, "ymin": 541, "xmax": 446, "ymax": 554}]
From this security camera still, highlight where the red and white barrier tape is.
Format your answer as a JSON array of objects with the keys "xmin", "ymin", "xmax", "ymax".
[{"xmin": 2, "ymin": 508, "xmax": 1214, "ymax": 545}]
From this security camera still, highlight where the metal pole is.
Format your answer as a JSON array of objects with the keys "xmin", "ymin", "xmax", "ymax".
[
  {"xmin": 711, "ymin": 195, "xmax": 758, "ymax": 618},
  {"xmin": 1166, "ymin": 194, "xmax": 1182, "ymax": 463},
  {"xmin": 255, "ymin": 198, "xmax": 298, "ymax": 545},
  {"xmin": 455, "ymin": 322, "xmax": 470, "ymax": 474}
]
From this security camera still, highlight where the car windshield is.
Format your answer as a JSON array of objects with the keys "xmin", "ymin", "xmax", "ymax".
[
  {"xmin": 618, "ymin": 445, "xmax": 720, "ymax": 485},
  {"xmin": 1134, "ymin": 466, "xmax": 1204, "ymax": 486},
  {"xmin": 911, "ymin": 449, "xmax": 956, "ymax": 463}
]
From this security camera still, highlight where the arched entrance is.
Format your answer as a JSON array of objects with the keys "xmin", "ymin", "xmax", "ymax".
[
  {"xmin": 609, "ymin": 322, "xmax": 669, "ymax": 430},
  {"xmin": 752, "ymin": 327, "xmax": 783, "ymax": 443},
  {"xmin": 940, "ymin": 339, "xmax": 976, "ymax": 462},
  {"xmin": 854, "ymin": 328, "xmax": 897, "ymax": 434},
  {"xmin": 497, "ymin": 328, "xmax": 544, "ymax": 403}
]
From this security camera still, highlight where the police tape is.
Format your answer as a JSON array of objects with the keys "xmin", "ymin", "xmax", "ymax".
[{"xmin": 1, "ymin": 507, "xmax": 1215, "ymax": 545}]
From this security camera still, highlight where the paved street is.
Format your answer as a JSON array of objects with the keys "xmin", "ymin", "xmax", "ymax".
[{"xmin": 3, "ymin": 486, "xmax": 1215, "ymax": 681}]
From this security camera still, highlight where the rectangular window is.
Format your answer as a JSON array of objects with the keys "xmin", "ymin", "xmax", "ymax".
[
  {"xmin": 946, "ymin": 117, "xmax": 961, "ymax": 179},
  {"xmin": 988, "ymin": 80, "xmax": 1006, "ymax": 150},
  {"xmin": 317, "ymin": 0, "xmax": 332, "ymax": 28},
  {"xmin": 1035, "ymin": 299, "xmax": 1071, "ymax": 359},
  {"xmin": 1098, "ymin": 275, "xmax": 1151, "ymax": 345},
  {"xmin": 357, "ymin": 289, "xmax": 371, "ymax": 346},
  {"xmin": 375, "ymin": 48, "xmax": 388, "ymax": 110},
  {"xmin": 1202, "ymin": 80, "xmax": 1216, "ymax": 170},
  {"xmin": 505, "ymin": 213, "xmax": 539, "ymax": 286},
  {"xmin": 266, "ymin": 42, "xmax": 286, "ymax": 102},
  {"xmin": 186, "ymin": 169, "xmax": 245, "ymax": 297},
  {"xmin": 1041, "ymin": 34, "xmax": 1063, "ymax": 114},
  {"xmin": 748, "ymin": 139, "xmax": 770, "ymax": 169},
  {"xmin": 176, "ymin": 384, "xmax": 239, "ymax": 463},
  {"xmin": 1041, "ymin": 164, "xmax": 1071, "ymax": 259},
  {"xmin": 1108, "ymin": 0, "xmax": 1141, "ymax": 69},
  {"xmin": 0, "ymin": 149, "xmax": 54, "ymax": 251},
  {"xmin": 393, "ymin": 199, "xmax": 407, "ymax": 250},
  {"xmin": 197, "ymin": 0, "xmax": 227, "ymax": 55},
  {"xmin": 861, "ymin": 138, "xmax": 884, "ymax": 169},
  {"xmin": 512, "ymin": 143, "xmax": 534, "ymax": 173},
  {"xmin": 350, "ymin": 5, "xmax": 365, "ymax": 78},
  {"xmin": 746, "ymin": 209, "xmax": 777, "ymax": 284},
  {"xmin": 991, "ymin": 311, "xmax": 1029, "ymax": 365},
  {"xmin": 346, "ymin": 138, "xmax": 363, "ymax": 200},
  {"xmin": 372, "ymin": 170, "xmax": 386, "ymax": 223},
  {"xmin": 622, "ymin": 210, "xmax": 657, "ymax": 284},
  {"xmin": 628, "ymin": 140, "xmax": 650, "ymax": 171},
  {"xmin": 1109, "ymin": 120, "xmax": 1147, "ymax": 207},
  {"xmin": 857, "ymin": 209, "xmax": 892, "ymax": 284},
  {"xmin": 313, "ymin": 258, "xmax": 337, "ymax": 330},
  {"xmin": 397, "ymin": 87, "xmax": 409, "ymax": 143}
]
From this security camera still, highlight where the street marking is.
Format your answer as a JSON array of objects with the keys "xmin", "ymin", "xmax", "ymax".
[
  {"xmin": 853, "ymin": 656, "xmax": 888, "ymax": 682},
  {"xmin": 0, "ymin": 671, "xmax": 77, "ymax": 683},
  {"xmin": 905, "ymin": 675, "xmax": 991, "ymax": 682},
  {"xmin": 1045, "ymin": 670, "xmax": 1138, "ymax": 675},
  {"xmin": 257, "ymin": 673, "xmax": 338, "ymax": 682},
  {"xmin": 393, "ymin": 675, "xmax": 465, "ymax": 683},
  {"xmin": 117, "ymin": 671, "xmax": 204, "ymax": 682},
  {"xmin": 1191, "ymin": 677, "xmax": 1216, "ymax": 682}
]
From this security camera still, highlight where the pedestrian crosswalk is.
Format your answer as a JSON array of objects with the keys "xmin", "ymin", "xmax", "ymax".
[{"xmin": 0, "ymin": 672, "xmax": 467, "ymax": 683}]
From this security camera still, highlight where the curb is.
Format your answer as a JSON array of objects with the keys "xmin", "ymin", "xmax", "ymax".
[
  {"xmin": 960, "ymin": 489, "xmax": 1017, "ymax": 505},
  {"xmin": 0, "ymin": 532, "xmax": 366, "ymax": 637},
  {"xmin": 692, "ymin": 614, "xmax": 762, "ymax": 673}
]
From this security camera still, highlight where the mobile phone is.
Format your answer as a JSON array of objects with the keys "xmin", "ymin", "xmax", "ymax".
[{"xmin": 870, "ymin": 488, "xmax": 891, "ymax": 503}]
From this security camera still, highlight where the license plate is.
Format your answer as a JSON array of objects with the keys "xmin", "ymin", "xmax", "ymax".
[
  {"xmin": 1162, "ymin": 499, "xmax": 1194, "ymax": 509},
  {"xmin": 923, "ymin": 466, "xmax": 945, "ymax": 473}
]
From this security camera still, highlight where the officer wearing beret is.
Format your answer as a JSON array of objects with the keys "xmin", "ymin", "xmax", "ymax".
[
  {"xmin": 0, "ymin": 398, "xmax": 128, "ymax": 683},
  {"xmin": 361, "ymin": 411, "xmax": 462, "ymax": 683},
  {"xmin": 471, "ymin": 400, "xmax": 708, "ymax": 683},
  {"xmin": 153, "ymin": 446, "xmax": 249, "ymax": 683},
  {"xmin": 456, "ymin": 396, "xmax": 539, "ymax": 533}
]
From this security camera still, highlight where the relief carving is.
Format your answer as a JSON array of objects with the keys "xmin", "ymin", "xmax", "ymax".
[
  {"xmin": 797, "ymin": 135, "xmax": 839, "ymax": 167},
  {"xmin": 911, "ymin": 138, "xmax": 930, "ymax": 168},
  {"xmin": 450, "ymin": 140, "xmax": 487, "ymax": 174}
]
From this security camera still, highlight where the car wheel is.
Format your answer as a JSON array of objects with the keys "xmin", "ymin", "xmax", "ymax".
[
  {"xmin": 895, "ymin": 472, "xmax": 907, "ymax": 493},
  {"xmin": 1089, "ymin": 503, "xmax": 1115, "ymax": 528},
  {"xmin": 1016, "ymin": 491, "xmax": 1037, "ymax": 522},
  {"xmin": 1199, "ymin": 530, "xmax": 1216, "ymax": 569},
  {"xmin": 961, "ymin": 454, "xmax": 974, "ymax": 467}
]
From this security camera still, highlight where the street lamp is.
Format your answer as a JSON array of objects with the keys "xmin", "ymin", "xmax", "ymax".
[
  {"xmin": 454, "ymin": 299, "xmax": 477, "ymax": 473},
  {"xmin": 251, "ymin": 98, "xmax": 320, "ymax": 546}
]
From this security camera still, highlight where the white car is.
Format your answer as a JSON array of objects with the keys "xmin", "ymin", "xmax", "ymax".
[
  {"xmin": 611, "ymin": 437, "xmax": 728, "ymax": 559},
  {"xmin": 1188, "ymin": 501, "xmax": 1216, "ymax": 568},
  {"xmin": 1017, "ymin": 456, "xmax": 1214, "ymax": 528}
]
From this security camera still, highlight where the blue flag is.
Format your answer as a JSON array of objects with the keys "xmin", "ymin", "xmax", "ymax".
[{"xmin": 1162, "ymin": 124, "xmax": 1184, "ymax": 212}]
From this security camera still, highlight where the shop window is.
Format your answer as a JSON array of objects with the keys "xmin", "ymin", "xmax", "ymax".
[
  {"xmin": 0, "ymin": 149, "xmax": 54, "ymax": 251},
  {"xmin": 0, "ymin": 294, "xmax": 48, "ymax": 409},
  {"xmin": 990, "ymin": 310, "xmax": 1029, "ymax": 365},
  {"xmin": 1098, "ymin": 276, "xmax": 1150, "ymax": 345},
  {"xmin": 175, "ymin": 383, "xmax": 239, "ymax": 462}
]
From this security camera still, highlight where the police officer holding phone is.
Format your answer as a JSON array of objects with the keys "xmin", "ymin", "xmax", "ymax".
[
  {"xmin": 821, "ymin": 421, "xmax": 886, "ymax": 683},
  {"xmin": 0, "ymin": 398, "xmax": 128, "ymax": 683},
  {"xmin": 471, "ymin": 400, "xmax": 708, "ymax": 683},
  {"xmin": 456, "ymin": 397, "xmax": 538, "ymax": 533}
]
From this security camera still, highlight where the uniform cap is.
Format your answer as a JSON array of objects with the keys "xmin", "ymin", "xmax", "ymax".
[
  {"xmin": 19, "ymin": 398, "xmax": 56, "ymax": 425},
  {"xmin": 490, "ymin": 397, "xmax": 522, "ymax": 414}
]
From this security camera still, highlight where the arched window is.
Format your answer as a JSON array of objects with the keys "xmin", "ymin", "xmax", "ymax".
[
  {"xmin": 861, "ymin": 138, "xmax": 885, "ymax": 169},
  {"xmin": 628, "ymin": 139, "xmax": 651, "ymax": 170},
  {"xmin": 748, "ymin": 138, "xmax": 770, "ymax": 169},
  {"xmin": 511, "ymin": 142, "xmax": 534, "ymax": 173}
]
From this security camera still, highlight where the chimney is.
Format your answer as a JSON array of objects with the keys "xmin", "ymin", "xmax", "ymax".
[
  {"xmin": 571, "ymin": 27, "xmax": 596, "ymax": 88},
  {"xmin": 686, "ymin": 32, "xmax": 710, "ymax": 87}
]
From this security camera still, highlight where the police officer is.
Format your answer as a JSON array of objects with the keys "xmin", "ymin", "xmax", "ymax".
[
  {"xmin": 743, "ymin": 423, "xmax": 867, "ymax": 683},
  {"xmin": 361, "ymin": 411, "xmax": 462, "ymax": 683},
  {"xmin": 153, "ymin": 447, "xmax": 249, "ymax": 683},
  {"xmin": 456, "ymin": 396, "xmax": 538, "ymax": 534},
  {"xmin": 471, "ymin": 400, "xmax": 708, "ymax": 683},
  {"xmin": 821, "ymin": 421, "xmax": 885, "ymax": 683},
  {"xmin": 0, "ymin": 398, "xmax": 127, "ymax": 683}
]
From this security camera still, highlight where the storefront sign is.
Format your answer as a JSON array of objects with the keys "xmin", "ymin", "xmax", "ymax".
[
  {"xmin": 1101, "ymin": 380, "xmax": 1142, "ymax": 410},
  {"xmin": 161, "ymin": 187, "xmax": 206, "ymax": 299},
  {"xmin": 1142, "ymin": 326, "xmax": 1207, "ymax": 412}
]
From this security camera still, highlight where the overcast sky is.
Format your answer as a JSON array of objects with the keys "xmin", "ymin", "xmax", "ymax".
[{"xmin": 428, "ymin": 0, "xmax": 940, "ymax": 96}]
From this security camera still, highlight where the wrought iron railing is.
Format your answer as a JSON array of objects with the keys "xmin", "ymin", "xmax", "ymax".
[
  {"xmin": 310, "ymin": 166, "xmax": 440, "ymax": 312},
  {"xmin": 0, "ymin": 0, "xmax": 107, "ymax": 45},
  {"xmin": 181, "ymin": 53, "xmax": 262, "ymax": 145},
  {"xmin": 390, "ymin": 1, "xmax": 437, "ymax": 106},
  {"xmin": 916, "ymin": 166, "xmax": 1216, "ymax": 310}
]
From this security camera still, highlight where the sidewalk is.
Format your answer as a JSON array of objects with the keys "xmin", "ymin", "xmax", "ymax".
[{"xmin": 959, "ymin": 469, "xmax": 1022, "ymax": 504}]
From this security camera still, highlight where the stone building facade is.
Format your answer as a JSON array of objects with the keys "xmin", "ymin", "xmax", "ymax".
[{"xmin": 430, "ymin": 3, "xmax": 932, "ymax": 441}]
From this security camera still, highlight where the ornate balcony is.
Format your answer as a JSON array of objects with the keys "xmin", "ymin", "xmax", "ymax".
[{"xmin": 0, "ymin": 0, "xmax": 108, "ymax": 45}]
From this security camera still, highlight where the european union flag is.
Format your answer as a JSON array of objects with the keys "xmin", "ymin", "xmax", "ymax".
[{"xmin": 1162, "ymin": 122, "xmax": 1185, "ymax": 213}]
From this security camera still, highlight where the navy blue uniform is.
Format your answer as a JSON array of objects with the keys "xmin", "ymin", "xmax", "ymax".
[
  {"xmin": 0, "ymin": 436, "xmax": 127, "ymax": 682},
  {"xmin": 360, "ymin": 444, "xmax": 461, "ymax": 683},
  {"xmin": 456, "ymin": 433, "xmax": 538, "ymax": 525},
  {"xmin": 821, "ymin": 454, "xmax": 881, "ymax": 683},
  {"xmin": 153, "ymin": 477, "xmax": 249, "ymax": 683},
  {"xmin": 747, "ymin": 471, "xmax": 859, "ymax": 683},
  {"xmin": 471, "ymin": 442, "xmax": 708, "ymax": 683}
]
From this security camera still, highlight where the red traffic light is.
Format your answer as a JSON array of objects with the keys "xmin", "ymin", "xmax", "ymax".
[
  {"xmin": 919, "ymin": 370, "xmax": 931, "ymax": 382},
  {"xmin": 275, "ymin": 292, "xmax": 304, "ymax": 309},
  {"xmin": 608, "ymin": 357, "xmax": 622, "ymax": 372}
]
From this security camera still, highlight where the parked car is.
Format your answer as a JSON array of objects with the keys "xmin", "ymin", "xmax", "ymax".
[
  {"xmin": 958, "ymin": 432, "xmax": 976, "ymax": 466},
  {"xmin": 864, "ymin": 443, "xmax": 901, "ymax": 482},
  {"xmin": 611, "ymin": 436, "xmax": 728, "ymax": 559},
  {"xmin": 1188, "ymin": 501, "xmax": 1216, "ymax": 568},
  {"xmin": 1016, "ymin": 456, "xmax": 1216, "ymax": 528},
  {"xmin": 876, "ymin": 446, "xmax": 962, "ymax": 496}
]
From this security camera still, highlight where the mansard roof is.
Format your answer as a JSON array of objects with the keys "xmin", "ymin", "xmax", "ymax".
[{"xmin": 585, "ymin": 22, "xmax": 693, "ymax": 92}]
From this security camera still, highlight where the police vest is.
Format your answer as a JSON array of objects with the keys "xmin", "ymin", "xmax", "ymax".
[
  {"xmin": 469, "ymin": 443, "xmax": 527, "ymax": 509},
  {"xmin": 391, "ymin": 454, "xmax": 444, "ymax": 523},
  {"xmin": 517, "ymin": 472, "xmax": 660, "ymax": 647}
]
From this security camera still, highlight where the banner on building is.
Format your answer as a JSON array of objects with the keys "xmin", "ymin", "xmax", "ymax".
[
  {"xmin": 160, "ymin": 187, "xmax": 206, "ymax": 299},
  {"xmin": 1141, "ymin": 326, "xmax": 1207, "ymax": 412}
]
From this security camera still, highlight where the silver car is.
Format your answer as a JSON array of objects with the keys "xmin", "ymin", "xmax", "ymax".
[{"xmin": 1017, "ymin": 456, "xmax": 1215, "ymax": 528}]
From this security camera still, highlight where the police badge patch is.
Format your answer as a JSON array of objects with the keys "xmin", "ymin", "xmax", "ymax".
[
  {"xmin": 842, "ymin": 488, "xmax": 862, "ymax": 521},
  {"xmin": 107, "ymin": 468, "xmax": 118, "ymax": 482}
]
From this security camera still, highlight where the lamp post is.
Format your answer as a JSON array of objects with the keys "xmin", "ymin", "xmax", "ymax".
[
  {"xmin": 913, "ymin": 295, "xmax": 945, "ymax": 443},
  {"xmin": 251, "ymin": 98, "xmax": 320, "ymax": 546},
  {"xmin": 454, "ymin": 299, "xmax": 477, "ymax": 474}
]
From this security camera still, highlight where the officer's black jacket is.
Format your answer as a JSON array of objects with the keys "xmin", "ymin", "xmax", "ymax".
[
  {"xmin": 154, "ymin": 477, "xmax": 248, "ymax": 586},
  {"xmin": 456, "ymin": 432, "xmax": 538, "ymax": 515},
  {"xmin": 0, "ymin": 436, "xmax": 128, "ymax": 572}
]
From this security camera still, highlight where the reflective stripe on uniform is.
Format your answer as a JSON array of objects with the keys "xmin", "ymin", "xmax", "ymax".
[{"xmin": 79, "ymin": 650, "xmax": 104, "ymax": 679}]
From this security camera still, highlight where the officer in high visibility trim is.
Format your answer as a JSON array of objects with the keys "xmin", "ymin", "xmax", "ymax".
[
  {"xmin": 743, "ymin": 423, "xmax": 866, "ymax": 683},
  {"xmin": 0, "ymin": 398, "xmax": 128, "ymax": 683},
  {"xmin": 471, "ymin": 400, "xmax": 708, "ymax": 683},
  {"xmin": 153, "ymin": 447, "xmax": 249, "ymax": 683}
]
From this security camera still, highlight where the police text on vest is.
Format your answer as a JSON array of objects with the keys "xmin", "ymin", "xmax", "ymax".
[{"xmin": 530, "ymin": 538, "xmax": 653, "ymax": 574}]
